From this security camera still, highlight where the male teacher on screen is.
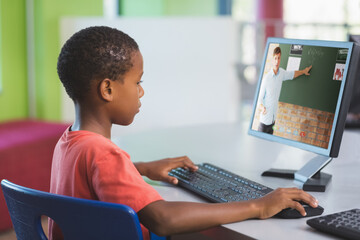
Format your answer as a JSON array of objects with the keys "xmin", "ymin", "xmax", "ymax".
[{"xmin": 258, "ymin": 46, "xmax": 312, "ymax": 134}]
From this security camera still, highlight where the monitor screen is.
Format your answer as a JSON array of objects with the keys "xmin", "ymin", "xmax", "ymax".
[{"xmin": 248, "ymin": 38, "xmax": 358, "ymax": 158}]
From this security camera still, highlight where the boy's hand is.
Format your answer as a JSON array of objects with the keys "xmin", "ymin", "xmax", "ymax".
[
  {"xmin": 253, "ymin": 188, "xmax": 319, "ymax": 219},
  {"xmin": 135, "ymin": 156, "xmax": 198, "ymax": 184}
]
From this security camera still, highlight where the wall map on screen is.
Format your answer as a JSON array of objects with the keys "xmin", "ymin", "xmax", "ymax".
[{"xmin": 249, "ymin": 38, "xmax": 357, "ymax": 157}]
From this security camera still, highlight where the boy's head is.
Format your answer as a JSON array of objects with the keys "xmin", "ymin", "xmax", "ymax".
[
  {"xmin": 57, "ymin": 26, "xmax": 139, "ymax": 102},
  {"xmin": 272, "ymin": 46, "xmax": 282, "ymax": 70}
]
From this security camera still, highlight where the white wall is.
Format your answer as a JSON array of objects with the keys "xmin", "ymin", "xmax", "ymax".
[{"xmin": 60, "ymin": 17, "xmax": 240, "ymax": 136}]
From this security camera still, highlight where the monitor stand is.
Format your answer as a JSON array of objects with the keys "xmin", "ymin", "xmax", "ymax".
[{"xmin": 262, "ymin": 155, "xmax": 332, "ymax": 192}]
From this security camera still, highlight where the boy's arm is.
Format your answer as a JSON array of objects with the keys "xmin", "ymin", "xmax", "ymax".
[
  {"xmin": 138, "ymin": 188, "xmax": 318, "ymax": 236},
  {"xmin": 134, "ymin": 156, "xmax": 198, "ymax": 184}
]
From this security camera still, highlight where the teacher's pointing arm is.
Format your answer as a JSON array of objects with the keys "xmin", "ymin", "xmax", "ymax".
[{"xmin": 294, "ymin": 65, "xmax": 312, "ymax": 78}]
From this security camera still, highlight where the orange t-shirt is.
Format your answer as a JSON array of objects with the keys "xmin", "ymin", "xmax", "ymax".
[{"xmin": 49, "ymin": 128, "xmax": 163, "ymax": 240}]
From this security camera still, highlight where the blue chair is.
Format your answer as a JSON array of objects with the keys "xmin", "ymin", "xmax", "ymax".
[{"xmin": 1, "ymin": 179, "xmax": 167, "ymax": 240}]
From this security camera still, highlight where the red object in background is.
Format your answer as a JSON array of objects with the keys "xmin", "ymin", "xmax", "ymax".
[
  {"xmin": 0, "ymin": 119, "xmax": 69, "ymax": 232},
  {"xmin": 300, "ymin": 132, "xmax": 306, "ymax": 137},
  {"xmin": 256, "ymin": 0, "xmax": 284, "ymax": 39}
]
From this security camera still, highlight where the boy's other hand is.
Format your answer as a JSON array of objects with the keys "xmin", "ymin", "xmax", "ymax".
[
  {"xmin": 135, "ymin": 156, "xmax": 198, "ymax": 184},
  {"xmin": 253, "ymin": 187, "xmax": 319, "ymax": 219}
]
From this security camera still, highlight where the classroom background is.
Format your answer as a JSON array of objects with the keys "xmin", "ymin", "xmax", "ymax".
[
  {"xmin": 0, "ymin": 0, "xmax": 360, "ymax": 238},
  {"xmin": 1, "ymin": 0, "xmax": 359, "ymax": 128}
]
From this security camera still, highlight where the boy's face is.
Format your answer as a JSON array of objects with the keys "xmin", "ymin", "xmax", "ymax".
[
  {"xmin": 273, "ymin": 53, "xmax": 281, "ymax": 71},
  {"xmin": 111, "ymin": 50, "xmax": 144, "ymax": 125}
]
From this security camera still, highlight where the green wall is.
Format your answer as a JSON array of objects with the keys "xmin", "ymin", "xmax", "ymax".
[
  {"xmin": 120, "ymin": 0, "xmax": 164, "ymax": 16},
  {"xmin": 33, "ymin": 0, "xmax": 103, "ymax": 121},
  {"xmin": 0, "ymin": 0, "xmax": 217, "ymax": 122},
  {"xmin": 0, "ymin": 1, "xmax": 2, "ymax": 94},
  {"xmin": 165, "ymin": 0, "xmax": 217, "ymax": 15},
  {"xmin": 0, "ymin": 0, "xmax": 28, "ymax": 122},
  {"xmin": 120, "ymin": 0, "xmax": 217, "ymax": 16},
  {"xmin": 0, "ymin": 0, "xmax": 103, "ymax": 122}
]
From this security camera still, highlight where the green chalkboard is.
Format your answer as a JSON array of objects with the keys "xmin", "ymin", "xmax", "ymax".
[{"xmin": 278, "ymin": 44, "xmax": 343, "ymax": 113}]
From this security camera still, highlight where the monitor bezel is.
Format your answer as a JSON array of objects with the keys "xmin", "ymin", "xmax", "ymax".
[{"xmin": 248, "ymin": 37, "xmax": 354, "ymax": 157}]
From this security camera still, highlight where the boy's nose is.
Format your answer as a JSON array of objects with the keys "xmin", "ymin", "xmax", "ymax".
[{"xmin": 139, "ymin": 85, "xmax": 144, "ymax": 98}]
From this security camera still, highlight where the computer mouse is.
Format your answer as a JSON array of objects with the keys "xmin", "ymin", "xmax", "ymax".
[{"xmin": 275, "ymin": 204, "xmax": 324, "ymax": 219}]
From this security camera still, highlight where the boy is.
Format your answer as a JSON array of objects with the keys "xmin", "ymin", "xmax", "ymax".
[{"xmin": 50, "ymin": 26, "xmax": 318, "ymax": 239}]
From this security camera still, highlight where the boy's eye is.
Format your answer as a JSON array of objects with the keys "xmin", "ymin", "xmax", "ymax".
[{"xmin": 137, "ymin": 80, "xmax": 143, "ymax": 85}]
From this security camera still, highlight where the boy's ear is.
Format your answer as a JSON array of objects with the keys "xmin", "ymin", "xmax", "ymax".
[{"xmin": 99, "ymin": 78, "xmax": 113, "ymax": 102}]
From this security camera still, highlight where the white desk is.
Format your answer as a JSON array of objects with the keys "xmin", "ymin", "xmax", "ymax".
[{"xmin": 113, "ymin": 122, "xmax": 360, "ymax": 240}]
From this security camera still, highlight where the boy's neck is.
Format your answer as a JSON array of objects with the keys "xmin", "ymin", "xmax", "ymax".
[{"xmin": 72, "ymin": 102, "xmax": 112, "ymax": 139}]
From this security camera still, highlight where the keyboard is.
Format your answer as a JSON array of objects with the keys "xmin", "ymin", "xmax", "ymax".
[
  {"xmin": 169, "ymin": 163, "xmax": 324, "ymax": 219},
  {"xmin": 307, "ymin": 209, "xmax": 360, "ymax": 240},
  {"xmin": 169, "ymin": 163, "xmax": 272, "ymax": 202}
]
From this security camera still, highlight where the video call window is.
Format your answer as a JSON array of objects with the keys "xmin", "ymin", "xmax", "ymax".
[{"xmin": 251, "ymin": 43, "xmax": 348, "ymax": 149}]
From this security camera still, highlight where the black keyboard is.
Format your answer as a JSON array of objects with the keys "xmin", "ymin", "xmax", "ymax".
[
  {"xmin": 307, "ymin": 209, "xmax": 360, "ymax": 240},
  {"xmin": 169, "ymin": 163, "xmax": 324, "ymax": 219},
  {"xmin": 169, "ymin": 163, "xmax": 273, "ymax": 203}
]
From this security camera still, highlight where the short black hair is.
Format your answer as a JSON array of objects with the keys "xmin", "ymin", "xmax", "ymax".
[
  {"xmin": 57, "ymin": 26, "xmax": 139, "ymax": 101},
  {"xmin": 273, "ymin": 46, "xmax": 281, "ymax": 56}
]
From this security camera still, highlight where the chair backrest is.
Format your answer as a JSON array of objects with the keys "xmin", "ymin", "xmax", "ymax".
[{"xmin": 1, "ymin": 179, "xmax": 165, "ymax": 240}]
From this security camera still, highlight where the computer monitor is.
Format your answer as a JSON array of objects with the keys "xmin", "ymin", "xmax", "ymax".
[
  {"xmin": 248, "ymin": 37, "xmax": 360, "ymax": 192},
  {"xmin": 346, "ymin": 34, "xmax": 360, "ymax": 128}
]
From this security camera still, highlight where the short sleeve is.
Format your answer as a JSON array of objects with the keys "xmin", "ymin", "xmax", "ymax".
[{"xmin": 90, "ymin": 147, "xmax": 163, "ymax": 213}]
